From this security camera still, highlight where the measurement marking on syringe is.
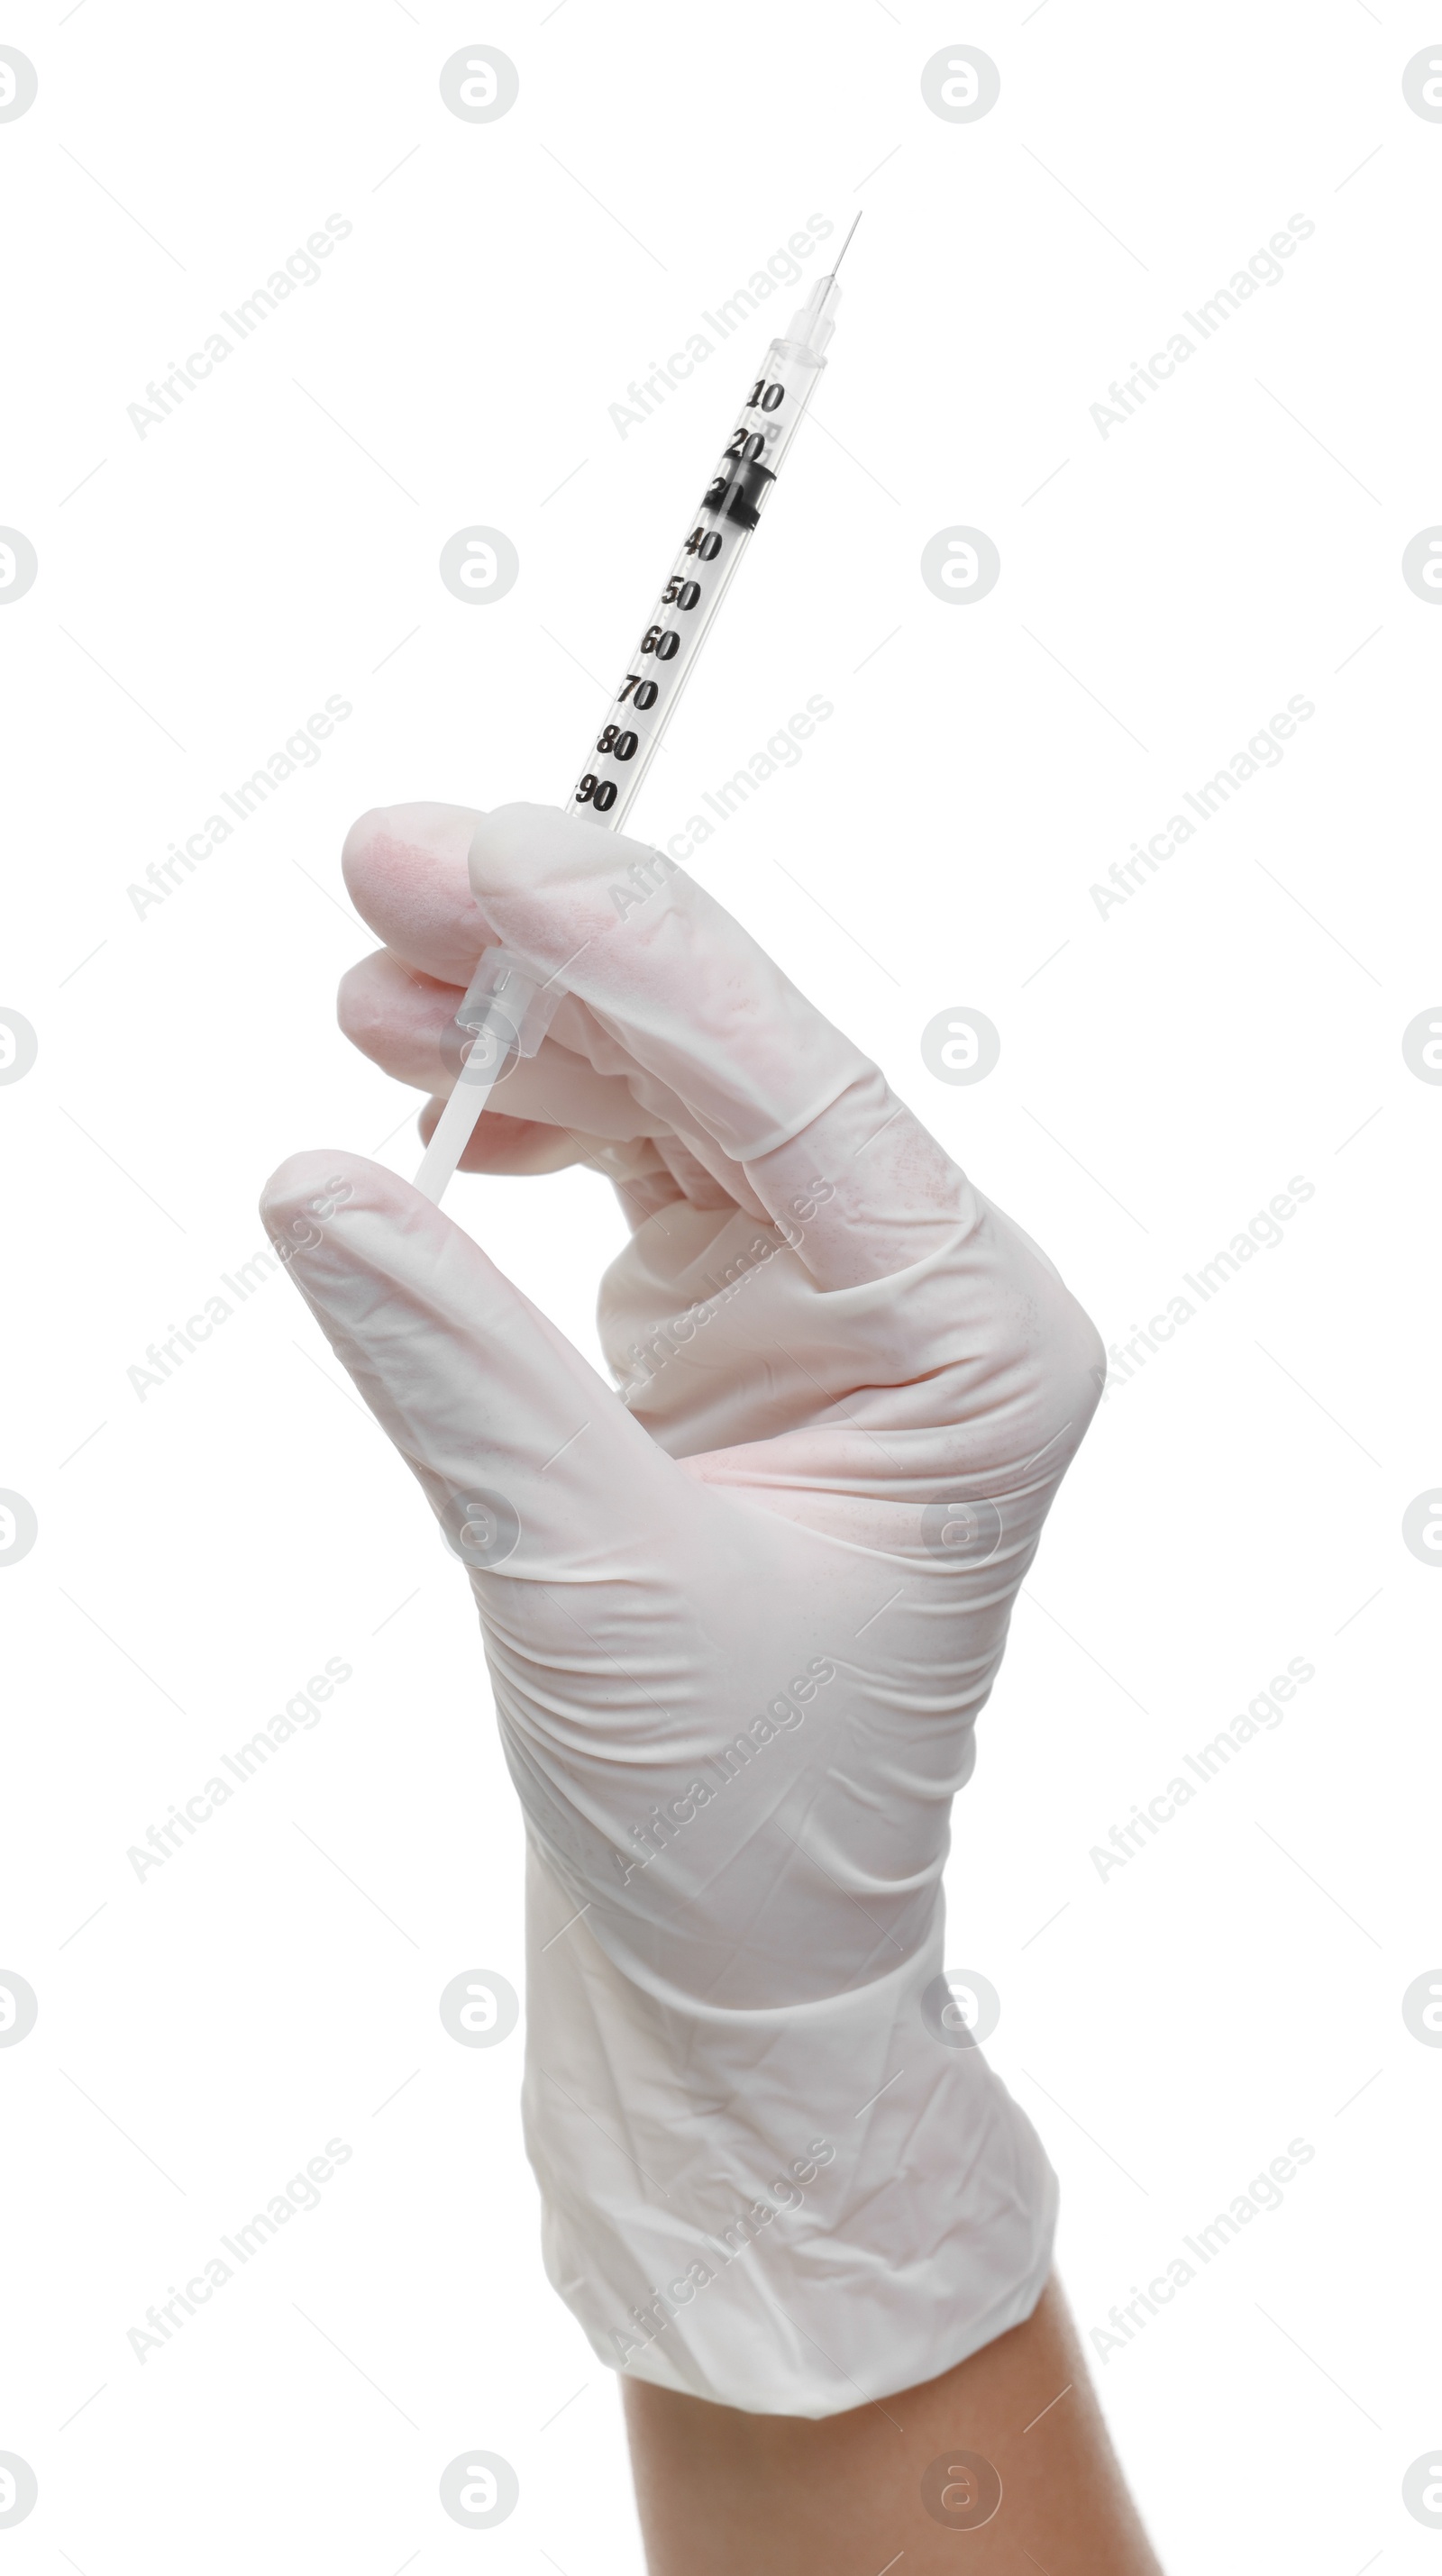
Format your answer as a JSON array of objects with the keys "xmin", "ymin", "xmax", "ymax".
[{"xmin": 414, "ymin": 217, "xmax": 862, "ymax": 1206}]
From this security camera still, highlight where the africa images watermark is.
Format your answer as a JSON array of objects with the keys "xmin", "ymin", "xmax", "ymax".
[
  {"xmin": 125, "ymin": 214, "xmax": 353, "ymax": 438},
  {"xmin": 607, "ymin": 216, "xmax": 836, "ymax": 438},
  {"xmin": 1089, "ymin": 1653, "xmax": 1316, "ymax": 1883},
  {"xmin": 125, "ymin": 1243, "xmax": 283, "ymax": 1397},
  {"xmin": 616, "ymin": 1174, "xmax": 835, "ymax": 1405},
  {"xmin": 126, "ymin": 1175, "xmax": 356, "ymax": 1397},
  {"xmin": 610, "ymin": 2134, "xmax": 836, "ymax": 2365},
  {"xmin": 595, "ymin": 696, "xmax": 835, "ymax": 935},
  {"xmin": 613, "ymin": 1657, "xmax": 837, "ymax": 1881},
  {"xmin": 1091, "ymin": 693, "xmax": 1315, "ymax": 923},
  {"xmin": 647, "ymin": 696, "xmax": 833, "ymax": 875},
  {"xmin": 1088, "ymin": 213, "xmax": 1316, "ymax": 439},
  {"xmin": 126, "ymin": 695, "xmax": 353, "ymax": 922},
  {"xmin": 602, "ymin": 690, "xmax": 839, "ymax": 922},
  {"xmin": 126, "ymin": 2137, "xmax": 352, "ymax": 2361},
  {"xmin": 1099, "ymin": 1172, "xmax": 1316, "ymax": 1399},
  {"xmin": 594, "ymin": 844, "xmax": 841, "ymax": 1403},
  {"xmin": 1087, "ymin": 2135, "xmax": 1316, "ymax": 2363},
  {"xmin": 616, "ymin": 1224, "xmax": 780, "ymax": 1401},
  {"xmin": 125, "ymin": 1656, "xmax": 354, "ymax": 1882}
]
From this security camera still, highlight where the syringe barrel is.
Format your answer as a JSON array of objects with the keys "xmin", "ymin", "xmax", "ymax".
[
  {"xmin": 412, "ymin": 948, "xmax": 562, "ymax": 1204},
  {"xmin": 565, "ymin": 330, "xmax": 829, "ymax": 833},
  {"xmin": 413, "ymin": 262, "xmax": 845, "ymax": 1205}
]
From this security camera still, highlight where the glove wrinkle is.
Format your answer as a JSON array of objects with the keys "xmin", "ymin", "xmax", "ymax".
[{"xmin": 266, "ymin": 799, "xmax": 1108, "ymax": 2417}]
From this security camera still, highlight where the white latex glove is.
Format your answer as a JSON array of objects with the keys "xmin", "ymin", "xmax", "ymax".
[{"xmin": 262, "ymin": 801, "xmax": 1105, "ymax": 2417}]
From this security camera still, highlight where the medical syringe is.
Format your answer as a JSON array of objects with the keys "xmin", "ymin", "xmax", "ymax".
[{"xmin": 413, "ymin": 217, "xmax": 858, "ymax": 1206}]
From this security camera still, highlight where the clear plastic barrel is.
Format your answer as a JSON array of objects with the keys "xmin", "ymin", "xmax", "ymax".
[
  {"xmin": 565, "ymin": 330, "xmax": 829, "ymax": 832},
  {"xmin": 413, "ymin": 253, "xmax": 848, "ymax": 1202}
]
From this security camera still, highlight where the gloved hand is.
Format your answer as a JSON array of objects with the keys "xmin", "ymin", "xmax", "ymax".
[{"xmin": 262, "ymin": 799, "xmax": 1105, "ymax": 2418}]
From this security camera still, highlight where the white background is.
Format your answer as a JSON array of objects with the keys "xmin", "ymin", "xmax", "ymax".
[{"xmin": 2, "ymin": 2, "xmax": 1439, "ymax": 2567}]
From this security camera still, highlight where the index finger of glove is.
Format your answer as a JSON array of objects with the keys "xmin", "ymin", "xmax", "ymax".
[
  {"xmin": 469, "ymin": 801, "xmax": 972, "ymax": 1289},
  {"xmin": 340, "ymin": 800, "xmax": 488, "ymax": 985}
]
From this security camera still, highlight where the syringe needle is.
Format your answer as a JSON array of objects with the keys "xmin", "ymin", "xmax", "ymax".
[
  {"xmin": 830, "ymin": 211, "xmax": 862, "ymax": 275},
  {"xmin": 414, "ymin": 223, "xmax": 853, "ymax": 1205}
]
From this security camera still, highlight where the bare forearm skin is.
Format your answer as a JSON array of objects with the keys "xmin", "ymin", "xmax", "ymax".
[{"xmin": 622, "ymin": 2273, "xmax": 1164, "ymax": 2576}]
